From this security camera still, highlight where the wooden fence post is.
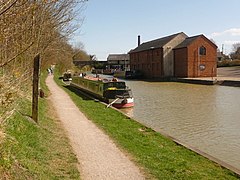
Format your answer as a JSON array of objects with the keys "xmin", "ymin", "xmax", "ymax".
[{"xmin": 32, "ymin": 54, "xmax": 40, "ymax": 123}]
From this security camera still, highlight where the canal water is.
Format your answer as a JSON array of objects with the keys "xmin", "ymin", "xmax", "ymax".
[{"xmin": 121, "ymin": 80, "xmax": 240, "ymax": 170}]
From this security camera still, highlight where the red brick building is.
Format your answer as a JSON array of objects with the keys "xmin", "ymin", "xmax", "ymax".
[
  {"xmin": 129, "ymin": 33, "xmax": 217, "ymax": 78},
  {"xmin": 173, "ymin": 35, "xmax": 217, "ymax": 77}
]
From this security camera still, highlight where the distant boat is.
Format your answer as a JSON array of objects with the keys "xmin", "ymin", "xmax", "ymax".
[
  {"xmin": 114, "ymin": 70, "xmax": 143, "ymax": 79},
  {"xmin": 62, "ymin": 71, "xmax": 72, "ymax": 81},
  {"xmin": 113, "ymin": 70, "xmax": 126, "ymax": 78},
  {"xmin": 70, "ymin": 75, "xmax": 134, "ymax": 108},
  {"xmin": 103, "ymin": 69, "xmax": 114, "ymax": 75},
  {"xmin": 91, "ymin": 69, "xmax": 103, "ymax": 74}
]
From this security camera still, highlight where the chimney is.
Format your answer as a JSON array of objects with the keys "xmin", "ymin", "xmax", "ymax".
[{"xmin": 138, "ymin": 35, "xmax": 141, "ymax": 46}]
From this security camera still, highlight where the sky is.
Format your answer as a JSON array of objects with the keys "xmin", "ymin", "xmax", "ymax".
[{"xmin": 71, "ymin": 0, "xmax": 240, "ymax": 60}]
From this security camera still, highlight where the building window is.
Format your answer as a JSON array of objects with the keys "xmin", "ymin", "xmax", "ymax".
[{"xmin": 199, "ymin": 46, "xmax": 206, "ymax": 55}]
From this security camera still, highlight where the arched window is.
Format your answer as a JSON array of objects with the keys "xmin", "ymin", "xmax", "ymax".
[{"xmin": 199, "ymin": 46, "xmax": 206, "ymax": 55}]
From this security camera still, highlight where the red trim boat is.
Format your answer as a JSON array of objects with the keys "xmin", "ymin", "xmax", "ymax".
[{"xmin": 70, "ymin": 75, "xmax": 134, "ymax": 108}]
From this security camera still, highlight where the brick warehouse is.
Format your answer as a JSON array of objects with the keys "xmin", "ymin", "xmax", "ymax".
[
  {"xmin": 173, "ymin": 35, "xmax": 217, "ymax": 77},
  {"xmin": 129, "ymin": 32, "xmax": 217, "ymax": 78}
]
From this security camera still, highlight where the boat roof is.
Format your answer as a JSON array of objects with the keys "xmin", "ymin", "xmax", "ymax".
[{"xmin": 84, "ymin": 76, "xmax": 125, "ymax": 84}]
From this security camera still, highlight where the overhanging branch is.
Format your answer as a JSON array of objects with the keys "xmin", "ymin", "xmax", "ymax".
[{"xmin": 0, "ymin": 42, "xmax": 34, "ymax": 68}]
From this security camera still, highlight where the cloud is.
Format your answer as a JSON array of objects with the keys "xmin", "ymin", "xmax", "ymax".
[
  {"xmin": 224, "ymin": 40, "xmax": 240, "ymax": 45},
  {"xmin": 210, "ymin": 28, "xmax": 240, "ymax": 37},
  {"xmin": 207, "ymin": 28, "xmax": 240, "ymax": 54}
]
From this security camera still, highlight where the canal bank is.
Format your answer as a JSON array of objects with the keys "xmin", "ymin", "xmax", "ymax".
[
  {"xmin": 143, "ymin": 121, "xmax": 240, "ymax": 176},
  {"xmin": 47, "ymin": 76, "xmax": 145, "ymax": 179},
  {"xmin": 131, "ymin": 66, "xmax": 240, "ymax": 86},
  {"xmin": 77, "ymin": 72, "xmax": 240, "ymax": 173},
  {"xmin": 63, "ymin": 81, "xmax": 240, "ymax": 175},
  {"xmin": 133, "ymin": 76, "xmax": 240, "ymax": 87},
  {"xmin": 174, "ymin": 66, "xmax": 240, "ymax": 86},
  {"xmin": 174, "ymin": 76, "xmax": 240, "ymax": 86},
  {"xmin": 122, "ymin": 79, "xmax": 240, "ymax": 175},
  {"xmin": 59, "ymin": 80, "xmax": 238, "ymax": 177},
  {"xmin": 56, "ymin": 77, "xmax": 239, "ymax": 179},
  {"xmin": 119, "ymin": 107, "xmax": 240, "ymax": 176}
]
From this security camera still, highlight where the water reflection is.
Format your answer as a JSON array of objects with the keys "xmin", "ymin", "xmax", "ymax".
[
  {"xmin": 122, "ymin": 80, "xmax": 240, "ymax": 170},
  {"xmin": 120, "ymin": 107, "xmax": 134, "ymax": 117}
]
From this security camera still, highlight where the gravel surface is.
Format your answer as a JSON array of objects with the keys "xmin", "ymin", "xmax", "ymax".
[{"xmin": 46, "ymin": 76, "xmax": 145, "ymax": 180}]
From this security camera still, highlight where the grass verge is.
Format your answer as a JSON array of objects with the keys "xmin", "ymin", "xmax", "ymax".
[
  {"xmin": 54, "ymin": 73, "xmax": 239, "ymax": 179},
  {"xmin": 0, "ymin": 73, "xmax": 80, "ymax": 179}
]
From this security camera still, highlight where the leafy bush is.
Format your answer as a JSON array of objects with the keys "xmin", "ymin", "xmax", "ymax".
[{"xmin": 217, "ymin": 59, "xmax": 240, "ymax": 67}]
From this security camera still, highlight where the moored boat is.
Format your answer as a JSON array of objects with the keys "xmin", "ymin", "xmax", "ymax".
[
  {"xmin": 62, "ymin": 71, "xmax": 72, "ymax": 81},
  {"xmin": 70, "ymin": 75, "xmax": 134, "ymax": 108},
  {"xmin": 103, "ymin": 69, "xmax": 114, "ymax": 75},
  {"xmin": 113, "ymin": 70, "xmax": 143, "ymax": 79},
  {"xmin": 113, "ymin": 70, "xmax": 126, "ymax": 78}
]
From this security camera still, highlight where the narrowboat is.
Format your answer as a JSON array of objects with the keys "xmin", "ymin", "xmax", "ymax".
[
  {"xmin": 113, "ymin": 70, "xmax": 126, "ymax": 78},
  {"xmin": 103, "ymin": 69, "xmax": 114, "ymax": 75},
  {"xmin": 70, "ymin": 76, "xmax": 134, "ymax": 108},
  {"xmin": 62, "ymin": 71, "xmax": 72, "ymax": 81},
  {"xmin": 113, "ymin": 70, "xmax": 143, "ymax": 79}
]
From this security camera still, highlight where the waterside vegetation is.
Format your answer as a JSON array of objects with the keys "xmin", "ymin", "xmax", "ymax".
[
  {"xmin": 217, "ymin": 59, "xmax": 240, "ymax": 67},
  {"xmin": 0, "ymin": 73, "xmax": 80, "ymax": 179}
]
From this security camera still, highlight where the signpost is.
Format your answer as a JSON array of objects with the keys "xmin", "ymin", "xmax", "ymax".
[{"xmin": 32, "ymin": 54, "xmax": 40, "ymax": 123}]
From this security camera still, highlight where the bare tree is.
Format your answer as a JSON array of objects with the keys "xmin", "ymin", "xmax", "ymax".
[
  {"xmin": 0, "ymin": 0, "xmax": 87, "ymax": 122},
  {"xmin": 230, "ymin": 43, "xmax": 240, "ymax": 60},
  {"xmin": 231, "ymin": 43, "xmax": 240, "ymax": 52}
]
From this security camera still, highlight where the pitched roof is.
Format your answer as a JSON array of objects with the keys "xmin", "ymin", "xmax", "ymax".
[
  {"xmin": 107, "ymin": 54, "xmax": 129, "ymax": 61},
  {"xmin": 174, "ymin": 35, "xmax": 200, "ymax": 49},
  {"xmin": 174, "ymin": 34, "xmax": 218, "ymax": 49},
  {"xmin": 129, "ymin": 32, "xmax": 187, "ymax": 53}
]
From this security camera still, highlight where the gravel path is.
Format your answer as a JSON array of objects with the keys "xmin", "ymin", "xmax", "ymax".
[{"xmin": 46, "ymin": 76, "xmax": 145, "ymax": 180}]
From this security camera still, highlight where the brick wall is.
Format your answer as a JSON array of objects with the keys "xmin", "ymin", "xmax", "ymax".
[
  {"xmin": 174, "ymin": 36, "xmax": 217, "ymax": 78},
  {"xmin": 130, "ymin": 48, "xmax": 163, "ymax": 78},
  {"xmin": 187, "ymin": 37, "xmax": 217, "ymax": 77},
  {"xmin": 174, "ymin": 48, "xmax": 188, "ymax": 77},
  {"xmin": 130, "ymin": 35, "xmax": 217, "ymax": 78}
]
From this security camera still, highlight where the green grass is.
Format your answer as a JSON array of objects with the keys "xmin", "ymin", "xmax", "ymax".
[
  {"xmin": 54, "ymin": 74, "xmax": 240, "ymax": 179},
  {"xmin": 39, "ymin": 71, "xmax": 51, "ymax": 98},
  {"xmin": 0, "ymin": 74, "xmax": 80, "ymax": 179}
]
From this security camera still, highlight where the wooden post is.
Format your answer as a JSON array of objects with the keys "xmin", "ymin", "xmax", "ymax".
[{"xmin": 32, "ymin": 54, "xmax": 40, "ymax": 123}]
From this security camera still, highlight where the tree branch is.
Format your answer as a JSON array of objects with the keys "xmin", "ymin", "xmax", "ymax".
[
  {"xmin": 0, "ymin": 42, "xmax": 34, "ymax": 68},
  {"xmin": 0, "ymin": 0, "xmax": 18, "ymax": 16}
]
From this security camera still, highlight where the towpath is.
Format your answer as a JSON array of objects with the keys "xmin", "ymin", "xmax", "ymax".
[{"xmin": 45, "ymin": 75, "xmax": 144, "ymax": 180}]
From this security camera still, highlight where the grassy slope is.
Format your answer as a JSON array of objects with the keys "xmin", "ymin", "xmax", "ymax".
[
  {"xmin": 0, "ymin": 73, "xmax": 80, "ymax": 179},
  {"xmin": 55, "ymin": 76, "xmax": 239, "ymax": 179}
]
